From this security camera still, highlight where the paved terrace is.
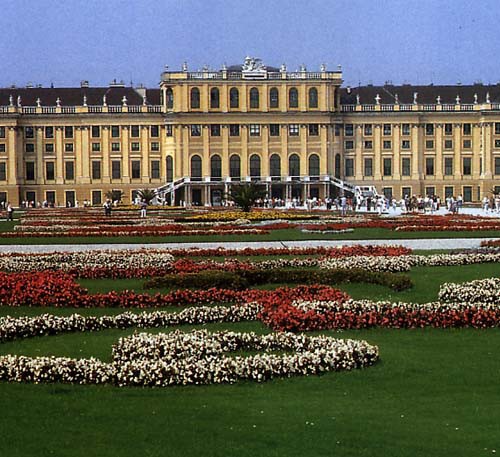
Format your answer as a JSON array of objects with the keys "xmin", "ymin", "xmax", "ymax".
[{"xmin": 0, "ymin": 238, "xmax": 496, "ymax": 254}]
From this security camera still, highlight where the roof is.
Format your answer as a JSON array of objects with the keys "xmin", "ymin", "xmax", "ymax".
[
  {"xmin": 339, "ymin": 84, "xmax": 500, "ymax": 105},
  {"xmin": 0, "ymin": 87, "xmax": 155, "ymax": 106}
]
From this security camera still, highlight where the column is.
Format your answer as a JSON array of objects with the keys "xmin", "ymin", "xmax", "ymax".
[
  {"xmin": 411, "ymin": 124, "xmax": 420, "ymax": 181},
  {"xmin": 81, "ymin": 127, "xmax": 90, "ymax": 183},
  {"xmin": 75, "ymin": 127, "xmax": 83, "ymax": 181},
  {"xmin": 241, "ymin": 126, "xmax": 249, "ymax": 177},
  {"xmin": 300, "ymin": 125, "xmax": 307, "ymax": 178},
  {"xmin": 482, "ymin": 122, "xmax": 492, "ymax": 178},
  {"xmin": 202, "ymin": 125, "xmax": 210, "ymax": 178},
  {"xmin": 7, "ymin": 127, "xmax": 17, "ymax": 183},
  {"xmin": 221, "ymin": 125, "xmax": 229, "ymax": 178},
  {"xmin": 181, "ymin": 127, "xmax": 190, "ymax": 177},
  {"xmin": 262, "ymin": 125, "xmax": 270, "ymax": 177}
]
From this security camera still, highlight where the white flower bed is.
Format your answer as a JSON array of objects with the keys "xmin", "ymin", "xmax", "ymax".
[
  {"xmin": 438, "ymin": 277, "xmax": 500, "ymax": 304},
  {"xmin": 113, "ymin": 330, "xmax": 379, "ymax": 386},
  {"xmin": 0, "ymin": 305, "xmax": 378, "ymax": 386},
  {"xmin": 319, "ymin": 253, "xmax": 500, "ymax": 272},
  {"xmin": 0, "ymin": 250, "xmax": 174, "ymax": 273}
]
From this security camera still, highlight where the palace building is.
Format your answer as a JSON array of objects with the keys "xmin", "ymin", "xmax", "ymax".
[{"xmin": 0, "ymin": 57, "xmax": 499, "ymax": 207}]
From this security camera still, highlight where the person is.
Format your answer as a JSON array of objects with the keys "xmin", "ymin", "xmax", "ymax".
[
  {"xmin": 103, "ymin": 199, "xmax": 112, "ymax": 216},
  {"xmin": 6, "ymin": 203, "xmax": 13, "ymax": 221},
  {"xmin": 140, "ymin": 199, "xmax": 147, "ymax": 218},
  {"xmin": 340, "ymin": 195, "xmax": 347, "ymax": 216}
]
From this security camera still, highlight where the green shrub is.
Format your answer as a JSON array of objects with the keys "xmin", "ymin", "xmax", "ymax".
[{"xmin": 145, "ymin": 268, "xmax": 413, "ymax": 291}]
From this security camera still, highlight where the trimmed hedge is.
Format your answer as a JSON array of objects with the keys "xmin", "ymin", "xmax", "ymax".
[{"xmin": 145, "ymin": 268, "xmax": 413, "ymax": 292}]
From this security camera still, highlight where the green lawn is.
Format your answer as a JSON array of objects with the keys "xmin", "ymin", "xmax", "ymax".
[
  {"xmin": 1, "ymin": 262, "xmax": 500, "ymax": 456},
  {"xmin": 0, "ymin": 227, "xmax": 500, "ymax": 244}
]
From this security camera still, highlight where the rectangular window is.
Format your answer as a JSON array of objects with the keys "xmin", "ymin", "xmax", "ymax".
[
  {"xmin": 92, "ymin": 160, "xmax": 101, "ymax": 180},
  {"xmin": 111, "ymin": 160, "xmax": 121, "ymax": 179},
  {"xmin": 425, "ymin": 140, "xmax": 434, "ymax": 150},
  {"xmin": 0, "ymin": 162, "xmax": 5, "ymax": 181},
  {"xmin": 344, "ymin": 158, "xmax": 354, "ymax": 177},
  {"xmin": 45, "ymin": 191, "xmax": 55, "ymax": 204},
  {"xmin": 383, "ymin": 124, "xmax": 391, "ymax": 135},
  {"xmin": 249, "ymin": 124, "xmax": 260, "ymax": 136},
  {"xmin": 463, "ymin": 186, "xmax": 472, "ymax": 202},
  {"xmin": 191, "ymin": 125, "xmax": 201, "ymax": 137},
  {"xmin": 383, "ymin": 158, "xmax": 392, "ymax": 176},
  {"xmin": 210, "ymin": 125, "xmax": 221, "ymax": 137},
  {"xmin": 91, "ymin": 126, "xmax": 100, "ymax": 138},
  {"xmin": 151, "ymin": 160, "xmax": 160, "ymax": 179},
  {"xmin": 131, "ymin": 160, "xmax": 141, "ymax": 179},
  {"xmin": 229, "ymin": 125, "xmax": 240, "ymax": 136},
  {"xmin": 269, "ymin": 124, "xmax": 280, "ymax": 136},
  {"xmin": 463, "ymin": 157, "xmax": 472, "ymax": 175},
  {"xmin": 45, "ymin": 162, "xmax": 55, "ymax": 180},
  {"xmin": 0, "ymin": 127, "xmax": 5, "ymax": 138},
  {"xmin": 364, "ymin": 124, "xmax": 372, "ymax": 136},
  {"xmin": 425, "ymin": 124, "xmax": 434, "ymax": 135},
  {"xmin": 111, "ymin": 142, "xmax": 120, "ymax": 152},
  {"xmin": 65, "ymin": 161, "xmax": 75, "ymax": 180},
  {"xmin": 308, "ymin": 124, "xmax": 319, "ymax": 136},
  {"xmin": 92, "ymin": 190, "xmax": 102, "ymax": 205},
  {"xmin": 345, "ymin": 140, "xmax": 354, "ymax": 150},
  {"xmin": 382, "ymin": 187, "xmax": 393, "ymax": 199},
  {"xmin": 130, "ymin": 125, "xmax": 140, "ymax": 138},
  {"xmin": 26, "ymin": 161, "xmax": 35, "ymax": 180},
  {"xmin": 0, "ymin": 144, "xmax": 5, "ymax": 153},
  {"xmin": 25, "ymin": 143, "xmax": 35, "ymax": 153},
  {"xmin": 463, "ymin": 123, "xmax": 472, "ymax": 135},
  {"xmin": 131, "ymin": 142, "xmax": 140, "ymax": 152},
  {"xmin": 402, "ymin": 157, "xmax": 411, "ymax": 176},
  {"xmin": 401, "ymin": 123, "xmax": 410, "ymax": 136},
  {"xmin": 166, "ymin": 125, "xmax": 173, "ymax": 137},
  {"xmin": 65, "ymin": 143, "xmax": 74, "ymax": 153},
  {"xmin": 445, "ymin": 186, "xmax": 454, "ymax": 199},
  {"xmin": 150, "ymin": 125, "xmax": 159, "ymax": 137},
  {"xmin": 444, "ymin": 140, "xmax": 453, "ymax": 149},
  {"xmin": 401, "ymin": 140, "xmax": 410, "ymax": 149},
  {"xmin": 344, "ymin": 124, "xmax": 353, "ymax": 136},
  {"xmin": 463, "ymin": 139, "xmax": 471, "ymax": 149},
  {"xmin": 364, "ymin": 140, "xmax": 372, "ymax": 149},
  {"xmin": 91, "ymin": 142, "xmax": 101, "ymax": 152},
  {"xmin": 402, "ymin": 186, "xmax": 412, "ymax": 198},
  {"xmin": 425, "ymin": 186, "xmax": 435, "ymax": 197},
  {"xmin": 64, "ymin": 126, "xmax": 74, "ymax": 138},
  {"xmin": 364, "ymin": 158, "xmax": 373, "ymax": 176},
  {"xmin": 444, "ymin": 123, "xmax": 453, "ymax": 135},
  {"xmin": 45, "ymin": 126, "xmax": 54, "ymax": 139},
  {"xmin": 334, "ymin": 124, "xmax": 341, "ymax": 136},
  {"xmin": 383, "ymin": 140, "xmax": 392, "ymax": 149},
  {"xmin": 495, "ymin": 123, "xmax": 500, "ymax": 135},
  {"xmin": 45, "ymin": 143, "xmax": 54, "ymax": 153},
  {"xmin": 25, "ymin": 127, "xmax": 34, "ymax": 139},
  {"xmin": 111, "ymin": 126, "xmax": 120, "ymax": 138},
  {"xmin": 425, "ymin": 157, "xmax": 435, "ymax": 175},
  {"xmin": 150, "ymin": 142, "xmax": 160, "ymax": 152},
  {"xmin": 495, "ymin": 139, "xmax": 500, "ymax": 149},
  {"xmin": 289, "ymin": 124, "xmax": 299, "ymax": 136},
  {"xmin": 444, "ymin": 157, "xmax": 453, "ymax": 175}
]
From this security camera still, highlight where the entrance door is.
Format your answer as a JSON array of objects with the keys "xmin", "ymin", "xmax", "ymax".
[
  {"xmin": 65, "ymin": 191, "xmax": 75, "ymax": 207},
  {"xmin": 211, "ymin": 189, "xmax": 222, "ymax": 206},
  {"xmin": 191, "ymin": 188, "xmax": 202, "ymax": 206}
]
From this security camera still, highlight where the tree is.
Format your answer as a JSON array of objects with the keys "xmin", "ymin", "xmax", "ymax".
[
  {"xmin": 227, "ymin": 183, "xmax": 266, "ymax": 212},
  {"xmin": 105, "ymin": 190, "xmax": 123, "ymax": 203},
  {"xmin": 136, "ymin": 188, "xmax": 156, "ymax": 204}
]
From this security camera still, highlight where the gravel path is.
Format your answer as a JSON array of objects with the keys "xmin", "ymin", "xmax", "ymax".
[{"xmin": 0, "ymin": 238, "xmax": 495, "ymax": 253}]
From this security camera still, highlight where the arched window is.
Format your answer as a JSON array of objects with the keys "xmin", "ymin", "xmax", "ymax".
[
  {"xmin": 249, "ymin": 154, "xmax": 261, "ymax": 179},
  {"xmin": 229, "ymin": 154, "xmax": 241, "ymax": 180},
  {"xmin": 269, "ymin": 87, "xmax": 279, "ymax": 108},
  {"xmin": 335, "ymin": 153, "xmax": 341, "ymax": 179},
  {"xmin": 190, "ymin": 87, "xmax": 200, "ymax": 109},
  {"xmin": 308, "ymin": 87, "xmax": 318, "ymax": 108},
  {"xmin": 289, "ymin": 87, "xmax": 299, "ymax": 108},
  {"xmin": 166, "ymin": 156, "xmax": 173, "ymax": 182},
  {"xmin": 270, "ymin": 154, "xmax": 281, "ymax": 180},
  {"xmin": 230, "ymin": 88, "xmax": 239, "ymax": 108},
  {"xmin": 308, "ymin": 154, "xmax": 320, "ymax": 178},
  {"xmin": 210, "ymin": 155, "xmax": 222, "ymax": 180},
  {"xmin": 289, "ymin": 153, "xmax": 300, "ymax": 178},
  {"xmin": 249, "ymin": 87, "xmax": 259, "ymax": 109},
  {"xmin": 166, "ymin": 88, "xmax": 174, "ymax": 110},
  {"xmin": 190, "ymin": 155, "xmax": 202, "ymax": 180},
  {"xmin": 210, "ymin": 88, "xmax": 220, "ymax": 109}
]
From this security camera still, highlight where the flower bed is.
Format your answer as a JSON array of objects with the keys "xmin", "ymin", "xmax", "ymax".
[{"xmin": 438, "ymin": 277, "xmax": 500, "ymax": 304}]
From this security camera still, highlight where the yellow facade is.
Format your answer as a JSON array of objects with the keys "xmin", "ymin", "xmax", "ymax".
[{"xmin": 0, "ymin": 59, "xmax": 499, "ymax": 207}]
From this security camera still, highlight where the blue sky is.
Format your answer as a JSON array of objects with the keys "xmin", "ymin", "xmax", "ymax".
[{"xmin": 1, "ymin": 0, "xmax": 499, "ymax": 88}]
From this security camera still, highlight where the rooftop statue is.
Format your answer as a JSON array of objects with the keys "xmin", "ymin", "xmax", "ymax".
[{"xmin": 242, "ymin": 56, "xmax": 266, "ymax": 72}]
